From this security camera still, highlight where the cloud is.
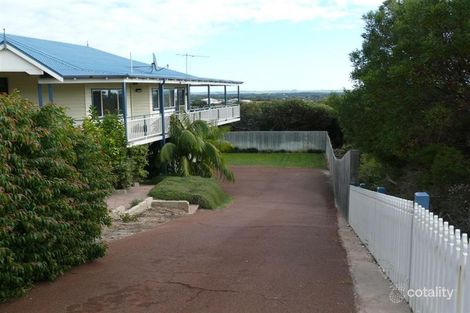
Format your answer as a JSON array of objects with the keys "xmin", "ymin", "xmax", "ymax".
[{"xmin": 1, "ymin": 0, "xmax": 382, "ymax": 60}]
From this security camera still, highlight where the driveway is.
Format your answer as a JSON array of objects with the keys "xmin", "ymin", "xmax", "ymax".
[{"xmin": 1, "ymin": 167, "xmax": 355, "ymax": 313}]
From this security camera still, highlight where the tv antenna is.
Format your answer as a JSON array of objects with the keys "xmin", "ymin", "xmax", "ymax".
[
  {"xmin": 176, "ymin": 53, "xmax": 209, "ymax": 75},
  {"xmin": 130, "ymin": 52, "xmax": 165, "ymax": 72},
  {"xmin": 151, "ymin": 53, "xmax": 159, "ymax": 71}
]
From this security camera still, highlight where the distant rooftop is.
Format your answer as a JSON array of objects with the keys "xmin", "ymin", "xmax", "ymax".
[{"xmin": 1, "ymin": 34, "xmax": 242, "ymax": 84}]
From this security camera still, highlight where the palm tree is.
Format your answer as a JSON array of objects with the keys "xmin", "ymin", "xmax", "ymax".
[{"xmin": 160, "ymin": 114, "xmax": 234, "ymax": 181}]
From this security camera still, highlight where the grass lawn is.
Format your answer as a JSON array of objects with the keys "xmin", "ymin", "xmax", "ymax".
[
  {"xmin": 223, "ymin": 152, "xmax": 325, "ymax": 168},
  {"xmin": 148, "ymin": 176, "xmax": 231, "ymax": 210}
]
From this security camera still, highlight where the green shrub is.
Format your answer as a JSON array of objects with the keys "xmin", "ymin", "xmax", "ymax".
[
  {"xmin": 0, "ymin": 93, "xmax": 113, "ymax": 301},
  {"xmin": 83, "ymin": 114, "xmax": 148, "ymax": 189},
  {"xmin": 148, "ymin": 176, "xmax": 230, "ymax": 209},
  {"xmin": 358, "ymin": 153, "xmax": 386, "ymax": 191},
  {"xmin": 128, "ymin": 145, "xmax": 149, "ymax": 183},
  {"xmin": 120, "ymin": 213, "xmax": 139, "ymax": 223}
]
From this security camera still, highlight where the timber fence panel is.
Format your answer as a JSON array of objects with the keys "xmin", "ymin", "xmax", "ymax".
[{"xmin": 349, "ymin": 186, "xmax": 470, "ymax": 313}]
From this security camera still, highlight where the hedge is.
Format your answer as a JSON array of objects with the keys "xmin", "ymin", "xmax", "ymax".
[{"xmin": 0, "ymin": 93, "xmax": 113, "ymax": 301}]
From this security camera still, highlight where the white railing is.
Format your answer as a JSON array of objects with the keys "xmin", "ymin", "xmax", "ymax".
[
  {"xmin": 125, "ymin": 105, "xmax": 240, "ymax": 145},
  {"xmin": 349, "ymin": 186, "xmax": 470, "ymax": 313},
  {"xmin": 126, "ymin": 114, "xmax": 163, "ymax": 143}
]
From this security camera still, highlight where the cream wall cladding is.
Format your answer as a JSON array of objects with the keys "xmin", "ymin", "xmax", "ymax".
[
  {"xmin": 52, "ymin": 84, "xmax": 87, "ymax": 120},
  {"xmin": 129, "ymin": 83, "xmax": 154, "ymax": 116},
  {"xmin": 3, "ymin": 73, "xmax": 38, "ymax": 103}
]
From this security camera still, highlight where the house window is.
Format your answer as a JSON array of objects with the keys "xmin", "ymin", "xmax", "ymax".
[
  {"xmin": 0, "ymin": 78, "xmax": 8, "ymax": 95},
  {"xmin": 152, "ymin": 87, "xmax": 178, "ymax": 111},
  {"xmin": 151, "ymin": 88, "xmax": 159, "ymax": 111},
  {"xmin": 91, "ymin": 89, "xmax": 124, "ymax": 116},
  {"xmin": 176, "ymin": 89, "xmax": 185, "ymax": 107},
  {"xmin": 163, "ymin": 88, "xmax": 176, "ymax": 109}
]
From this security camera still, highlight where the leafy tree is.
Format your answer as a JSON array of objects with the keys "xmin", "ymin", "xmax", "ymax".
[
  {"xmin": 335, "ymin": 0, "xmax": 470, "ymax": 230},
  {"xmin": 340, "ymin": 0, "xmax": 469, "ymax": 160},
  {"xmin": 0, "ymin": 92, "xmax": 113, "ymax": 300},
  {"xmin": 160, "ymin": 115, "xmax": 234, "ymax": 181}
]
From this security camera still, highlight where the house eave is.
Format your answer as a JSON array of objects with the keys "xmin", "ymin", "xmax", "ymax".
[
  {"xmin": 38, "ymin": 76, "xmax": 243, "ymax": 86},
  {"xmin": 1, "ymin": 43, "xmax": 64, "ymax": 82}
]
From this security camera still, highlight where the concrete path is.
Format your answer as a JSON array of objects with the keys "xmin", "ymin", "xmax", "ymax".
[{"xmin": 1, "ymin": 167, "xmax": 355, "ymax": 313}]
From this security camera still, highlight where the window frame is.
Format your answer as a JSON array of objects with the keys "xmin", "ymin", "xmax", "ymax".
[
  {"xmin": 91, "ymin": 88, "xmax": 124, "ymax": 117},
  {"xmin": 151, "ymin": 88, "xmax": 160, "ymax": 112}
]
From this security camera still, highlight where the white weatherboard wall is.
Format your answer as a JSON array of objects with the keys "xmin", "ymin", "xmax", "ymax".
[{"xmin": 349, "ymin": 186, "xmax": 470, "ymax": 313}]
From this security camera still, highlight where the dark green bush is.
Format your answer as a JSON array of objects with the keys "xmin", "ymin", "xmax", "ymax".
[
  {"xmin": 83, "ymin": 114, "xmax": 148, "ymax": 189},
  {"xmin": 231, "ymin": 99, "xmax": 343, "ymax": 147},
  {"xmin": 148, "ymin": 176, "xmax": 230, "ymax": 209},
  {"xmin": 0, "ymin": 93, "xmax": 113, "ymax": 301}
]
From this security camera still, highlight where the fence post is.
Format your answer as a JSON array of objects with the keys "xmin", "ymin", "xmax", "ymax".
[
  {"xmin": 377, "ymin": 186, "xmax": 386, "ymax": 194},
  {"xmin": 414, "ymin": 192, "xmax": 430, "ymax": 209}
]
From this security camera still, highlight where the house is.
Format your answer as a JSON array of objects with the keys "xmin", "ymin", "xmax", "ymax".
[{"xmin": 0, "ymin": 33, "xmax": 242, "ymax": 146}]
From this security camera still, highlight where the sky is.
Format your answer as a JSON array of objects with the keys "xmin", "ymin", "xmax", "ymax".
[{"xmin": 1, "ymin": 0, "xmax": 383, "ymax": 91}]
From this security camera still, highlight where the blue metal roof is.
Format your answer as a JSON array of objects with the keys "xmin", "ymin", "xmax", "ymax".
[{"xmin": 0, "ymin": 34, "xmax": 242, "ymax": 84}]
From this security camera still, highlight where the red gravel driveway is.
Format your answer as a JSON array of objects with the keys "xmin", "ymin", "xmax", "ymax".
[{"xmin": 1, "ymin": 167, "xmax": 355, "ymax": 313}]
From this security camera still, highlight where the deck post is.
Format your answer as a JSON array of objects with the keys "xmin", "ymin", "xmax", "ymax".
[
  {"xmin": 159, "ymin": 81, "xmax": 166, "ymax": 144},
  {"xmin": 207, "ymin": 85, "xmax": 211, "ymax": 108},
  {"xmin": 237, "ymin": 85, "xmax": 240, "ymax": 104},
  {"xmin": 224, "ymin": 85, "xmax": 227, "ymax": 106},
  {"xmin": 187, "ymin": 84, "xmax": 191, "ymax": 111},
  {"xmin": 47, "ymin": 84, "xmax": 54, "ymax": 103},
  {"xmin": 121, "ymin": 82, "xmax": 128, "ymax": 143},
  {"xmin": 37, "ymin": 84, "xmax": 44, "ymax": 107}
]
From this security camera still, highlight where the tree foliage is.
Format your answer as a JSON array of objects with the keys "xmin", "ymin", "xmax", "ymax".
[
  {"xmin": 160, "ymin": 115, "xmax": 234, "ymax": 181},
  {"xmin": 0, "ymin": 93, "xmax": 113, "ymax": 300},
  {"xmin": 340, "ymin": 0, "xmax": 469, "ymax": 162},
  {"xmin": 335, "ymin": 0, "xmax": 470, "ymax": 230},
  {"xmin": 83, "ymin": 114, "xmax": 148, "ymax": 189},
  {"xmin": 231, "ymin": 99, "xmax": 343, "ymax": 147}
]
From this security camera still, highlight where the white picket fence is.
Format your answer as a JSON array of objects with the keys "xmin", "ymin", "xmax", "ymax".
[{"xmin": 349, "ymin": 186, "xmax": 469, "ymax": 313}]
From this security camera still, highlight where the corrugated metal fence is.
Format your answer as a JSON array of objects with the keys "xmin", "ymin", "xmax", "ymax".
[
  {"xmin": 224, "ymin": 131, "xmax": 326, "ymax": 152},
  {"xmin": 324, "ymin": 135, "xmax": 360, "ymax": 220},
  {"xmin": 350, "ymin": 186, "xmax": 470, "ymax": 313},
  {"xmin": 225, "ymin": 131, "xmax": 359, "ymax": 219}
]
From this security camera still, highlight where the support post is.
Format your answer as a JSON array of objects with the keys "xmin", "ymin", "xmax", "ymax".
[
  {"xmin": 207, "ymin": 85, "xmax": 211, "ymax": 107},
  {"xmin": 377, "ymin": 187, "xmax": 386, "ymax": 194},
  {"xmin": 37, "ymin": 84, "xmax": 44, "ymax": 107},
  {"xmin": 224, "ymin": 85, "xmax": 227, "ymax": 106},
  {"xmin": 159, "ymin": 82, "xmax": 166, "ymax": 144},
  {"xmin": 187, "ymin": 84, "xmax": 191, "ymax": 111},
  {"xmin": 47, "ymin": 84, "xmax": 54, "ymax": 103},
  {"xmin": 414, "ymin": 192, "xmax": 430, "ymax": 210},
  {"xmin": 237, "ymin": 85, "xmax": 240, "ymax": 104},
  {"xmin": 121, "ymin": 82, "xmax": 128, "ymax": 143}
]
